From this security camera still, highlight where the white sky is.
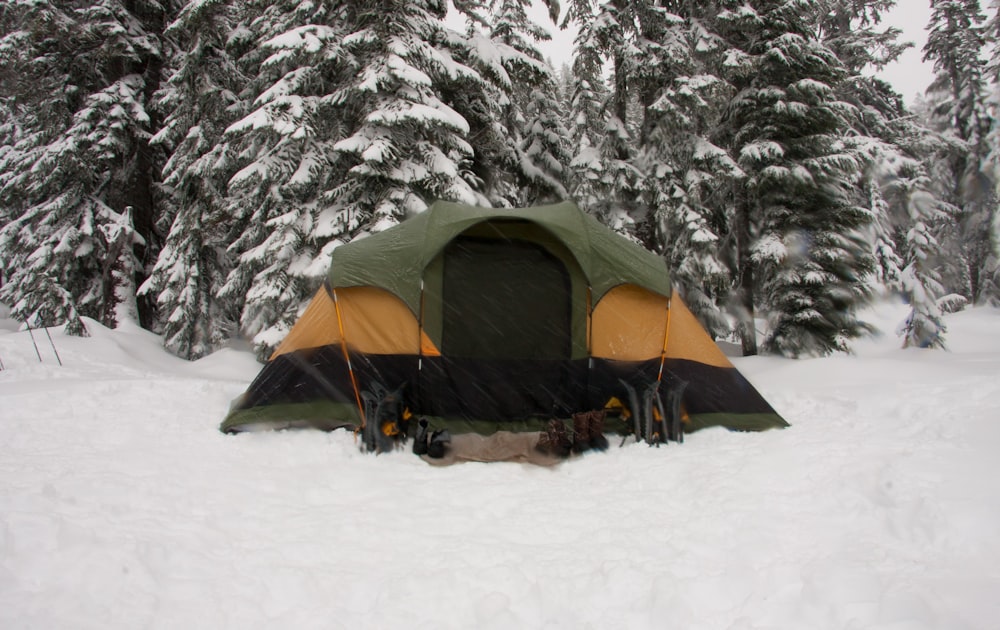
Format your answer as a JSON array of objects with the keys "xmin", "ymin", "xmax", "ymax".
[
  {"xmin": 880, "ymin": 0, "xmax": 936, "ymax": 103},
  {"xmin": 525, "ymin": 0, "xmax": 937, "ymax": 106}
]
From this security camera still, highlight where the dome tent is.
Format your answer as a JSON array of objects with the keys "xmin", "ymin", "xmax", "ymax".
[{"xmin": 221, "ymin": 201, "xmax": 787, "ymax": 462}]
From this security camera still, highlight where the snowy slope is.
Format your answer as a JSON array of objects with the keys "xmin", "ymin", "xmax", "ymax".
[{"xmin": 1, "ymin": 302, "xmax": 999, "ymax": 630}]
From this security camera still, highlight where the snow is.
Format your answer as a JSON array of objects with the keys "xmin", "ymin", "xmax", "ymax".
[{"xmin": 2, "ymin": 302, "xmax": 1000, "ymax": 629}]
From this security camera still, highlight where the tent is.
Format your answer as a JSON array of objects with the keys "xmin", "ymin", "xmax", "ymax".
[{"xmin": 221, "ymin": 201, "xmax": 787, "ymax": 461}]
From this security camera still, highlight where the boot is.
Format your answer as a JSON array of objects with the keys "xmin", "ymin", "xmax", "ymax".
[
  {"xmin": 543, "ymin": 419, "xmax": 572, "ymax": 457},
  {"xmin": 572, "ymin": 411, "xmax": 591, "ymax": 453},
  {"xmin": 427, "ymin": 429, "xmax": 451, "ymax": 459},
  {"xmin": 412, "ymin": 418, "xmax": 429, "ymax": 456},
  {"xmin": 588, "ymin": 409, "xmax": 609, "ymax": 451}
]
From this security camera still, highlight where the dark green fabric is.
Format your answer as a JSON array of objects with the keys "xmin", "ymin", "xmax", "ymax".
[
  {"xmin": 421, "ymin": 219, "xmax": 591, "ymax": 359},
  {"xmin": 329, "ymin": 201, "xmax": 671, "ymax": 316},
  {"xmin": 221, "ymin": 401, "xmax": 360, "ymax": 433},
  {"xmin": 442, "ymin": 237, "xmax": 571, "ymax": 360},
  {"xmin": 685, "ymin": 413, "xmax": 790, "ymax": 432}
]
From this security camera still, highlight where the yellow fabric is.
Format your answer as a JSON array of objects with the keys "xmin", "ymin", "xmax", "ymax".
[
  {"xmin": 333, "ymin": 287, "xmax": 368, "ymax": 427},
  {"xmin": 273, "ymin": 284, "xmax": 727, "ymax": 368},
  {"xmin": 270, "ymin": 287, "xmax": 340, "ymax": 359},
  {"xmin": 271, "ymin": 286, "xmax": 440, "ymax": 358},
  {"xmin": 591, "ymin": 284, "xmax": 669, "ymax": 360},
  {"xmin": 664, "ymin": 291, "xmax": 733, "ymax": 368},
  {"xmin": 591, "ymin": 286, "xmax": 735, "ymax": 367}
]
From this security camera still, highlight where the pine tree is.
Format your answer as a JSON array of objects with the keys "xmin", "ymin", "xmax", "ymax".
[
  {"xmin": 444, "ymin": 7, "xmax": 520, "ymax": 205},
  {"xmin": 923, "ymin": 0, "xmax": 997, "ymax": 305},
  {"xmin": 877, "ymin": 150, "xmax": 953, "ymax": 348},
  {"xmin": 0, "ymin": 1, "xmax": 174, "ymax": 334},
  {"xmin": 716, "ymin": 0, "xmax": 876, "ymax": 357},
  {"xmin": 518, "ymin": 85, "xmax": 572, "ymax": 205},
  {"xmin": 564, "ymin": 1, "xmax": 612, "ymax": 213},
  {"xmin": 981, "ymin": 0, "xmax": 1000, "ymax": 304},
  {"xmin": 325, "ymin": 2, "xmax": 486, "ymax": 225},
  {"xmin": 219, "ymin": 0, "xmax": 494, "ymax": 355},
  {"xmin": 633, "ymin": 3, "xmax": 741, "ymax": 337},
  {"xmin": 816, "ymin": 0, "xmax": 960, "ymax": 346},
  {"xmin": 564, "ymin": 0, "xmax": 643, "ymax": 233},
  {"xmin": 489, "ymin": 0, "xmax": 570, "ymax": 205},
  {"xmin": 214, "ymin": 0, "xmax": 356, "ymax": 356},
  {"xmin": 140, "ymin": 0, "xmax": 248, "ymax": 359}
]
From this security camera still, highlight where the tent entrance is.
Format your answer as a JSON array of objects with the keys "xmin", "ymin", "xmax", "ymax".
[
  {"xmin": 417, "ymin": 224, "xmax": 586, "ymax": 422},
  {"xmin": 441, "ymin": 236, "xmax": 571, "ymax": 360}
]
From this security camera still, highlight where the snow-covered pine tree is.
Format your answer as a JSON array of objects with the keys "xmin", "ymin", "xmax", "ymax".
[
  {"xmin": 980, "ymin": 0, "xmax": 1000, "ymax": 304},
  {"xmin": 442, "ymin": 6, "xmax": 520, "ymax": 205},
  {"xmin": 518, "ymin": 85, "xmax": 573, "ymax": 205},
  {"xmin": 878, "ymin": 152, "xmax": 952, "ymax": 348},
  {"xmin": 140, "ymin": 0, "xmax": 249, "ymax": 359},
  {"xmin": 220, "ymin": 0, "xmax": 493, "ymax": 356},
  {"xmin": 0, "ymin": 0, "xmax": 174, "ymax": 334},
  {"xmin": 215, "ymin": 0, "xmax": 355, "ymax": 356},
  {"xmin": 489, "ymin": 0, "xmax": 570, "ymax": 205},
  {"xmin": 325, "ymin": 1, "xmax": 486, "ymax": 229},
  {"xmin": 446, "ymin": 0, "xmax": 571, "ymax": 208},
  {"xmin": 869, "ymin": 180, "xmax": 905, "ymax": 290},
  {"xmin": 716, "ymin": 0, "xmax": 876, "ymax": 357},
  {"xmin": 563, "ymin": 1, "xmax": 612, "ymax": 213},
  {"xmin": 815, "ymin": 0, "xmax": 904, "ymax": 268},
  {"xmin": 923, "ymin": 0, "xmax": 997, "ymax": 305},
  {"xmin": 564, "ymin": 0, "xmax": 643, "ymax": 234},
  {"xmin": 632, "ymin": 3, "xmax": 740, "ymax": 338},
  {"xmin": 815, "ymin": 1, "xmax": 958, "ymax": 346}
]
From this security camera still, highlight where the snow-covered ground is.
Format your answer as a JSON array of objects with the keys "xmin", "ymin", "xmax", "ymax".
[{"xmin": 1, "ymin": 301, "xmax": 999, "ymax": 630}]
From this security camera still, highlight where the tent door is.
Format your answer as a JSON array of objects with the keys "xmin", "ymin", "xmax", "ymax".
[
  {"xmin": 420, "ymin": 235, "xmax": 575, "ymax": 421},
  {"xmin": 441, "ymin": 236, "xmax": 571, "ymax": 360}
]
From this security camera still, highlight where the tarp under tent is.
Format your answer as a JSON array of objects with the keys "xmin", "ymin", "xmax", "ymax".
[{"xmin": 221, "ymin": 201, "xmax": 787, "ymax": 463}]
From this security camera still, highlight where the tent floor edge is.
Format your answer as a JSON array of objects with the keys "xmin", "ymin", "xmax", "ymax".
[
  {"xmin": 684, "ymin": 412, "xmax": 790, "ymax": 433},
  {"xmin": 220, "ymin": 401, "xmax": 362, "ymax": 434}
]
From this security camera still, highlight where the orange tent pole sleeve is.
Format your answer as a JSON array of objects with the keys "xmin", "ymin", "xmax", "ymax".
[
  {"xmin": 656, "ymin": 291, "xmax": 673, "ymax": 382},
  {"xmin": 332, "ymin": 288, "xmax": 367, "ymax": 428}
]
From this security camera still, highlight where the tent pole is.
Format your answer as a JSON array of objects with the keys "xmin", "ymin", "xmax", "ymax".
[
  {"xmin": 332, "ymin": 288, "xmax": 367, "ymax": 429},
  {"xmin": 417, "ymin": 279, "xmax": 425, "ymax": 410},
  {"xmin": 586, "ymin": 286, "xmax": 593, "ymax": 404},
  {"xmin": 655, "ymin": 291, "xmax": 673, "ymax": 383}
]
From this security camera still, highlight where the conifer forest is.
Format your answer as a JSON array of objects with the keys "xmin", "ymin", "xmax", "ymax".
[{"xmin": 1, "ymin": 0, "xmax": 998, "ymax": 360}]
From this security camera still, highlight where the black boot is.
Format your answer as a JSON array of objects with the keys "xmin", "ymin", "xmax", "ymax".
[
  {"xmin": 427, "ymin": 429, "xmax": 451, "ymax": 459},
  {"xmin": 588, "ymin": 410, "xmax": 609, "ymax": 451},
  {"xmin": 412, "ymin": 418, "xmax": 429, "ymax": 456}
]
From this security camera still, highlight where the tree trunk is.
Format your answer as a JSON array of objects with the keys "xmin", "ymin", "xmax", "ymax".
[
  {"xmin": 128, "ymin": 6, "xmax": 167, "ymax": 331},
  {"xmin": 968, "ymin": 251, "xmax": 981, "ymax": 305},
  {"xmin": 129, "ymin": 134, "xmax": 158, "ymax": 330},
  {"xmin": 735, "ymin": 191, "xmax": 757, "ymax": 356},
  {"xmin": 613, "ymin": 51, "xmax": 629, "ymax": 162}
]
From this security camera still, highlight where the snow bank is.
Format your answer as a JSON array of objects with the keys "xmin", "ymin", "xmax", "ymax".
[{"xmin": 2, "ymin": 303, "xmax": 999, "ymax": 629}]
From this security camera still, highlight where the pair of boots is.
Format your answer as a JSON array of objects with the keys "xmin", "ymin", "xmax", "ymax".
[
  {"xmin": 537, "ymin": 419, "xmax": 572, "ymax": 457},
  {"xmin": 537, "ymin": 410, "xmax": 609, "ymax": 457},
  {"xmin": 572, "ymin": 410, "xmax": 609, "ymax": 453},
  {"xmin": 412, "ymin": 418, "xmax": 450, "ymax": 458}
]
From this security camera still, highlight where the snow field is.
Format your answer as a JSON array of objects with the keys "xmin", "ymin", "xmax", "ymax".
[{"xmin": 1, "ymin": 303, "xmax": 999, "ymax": 629}]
